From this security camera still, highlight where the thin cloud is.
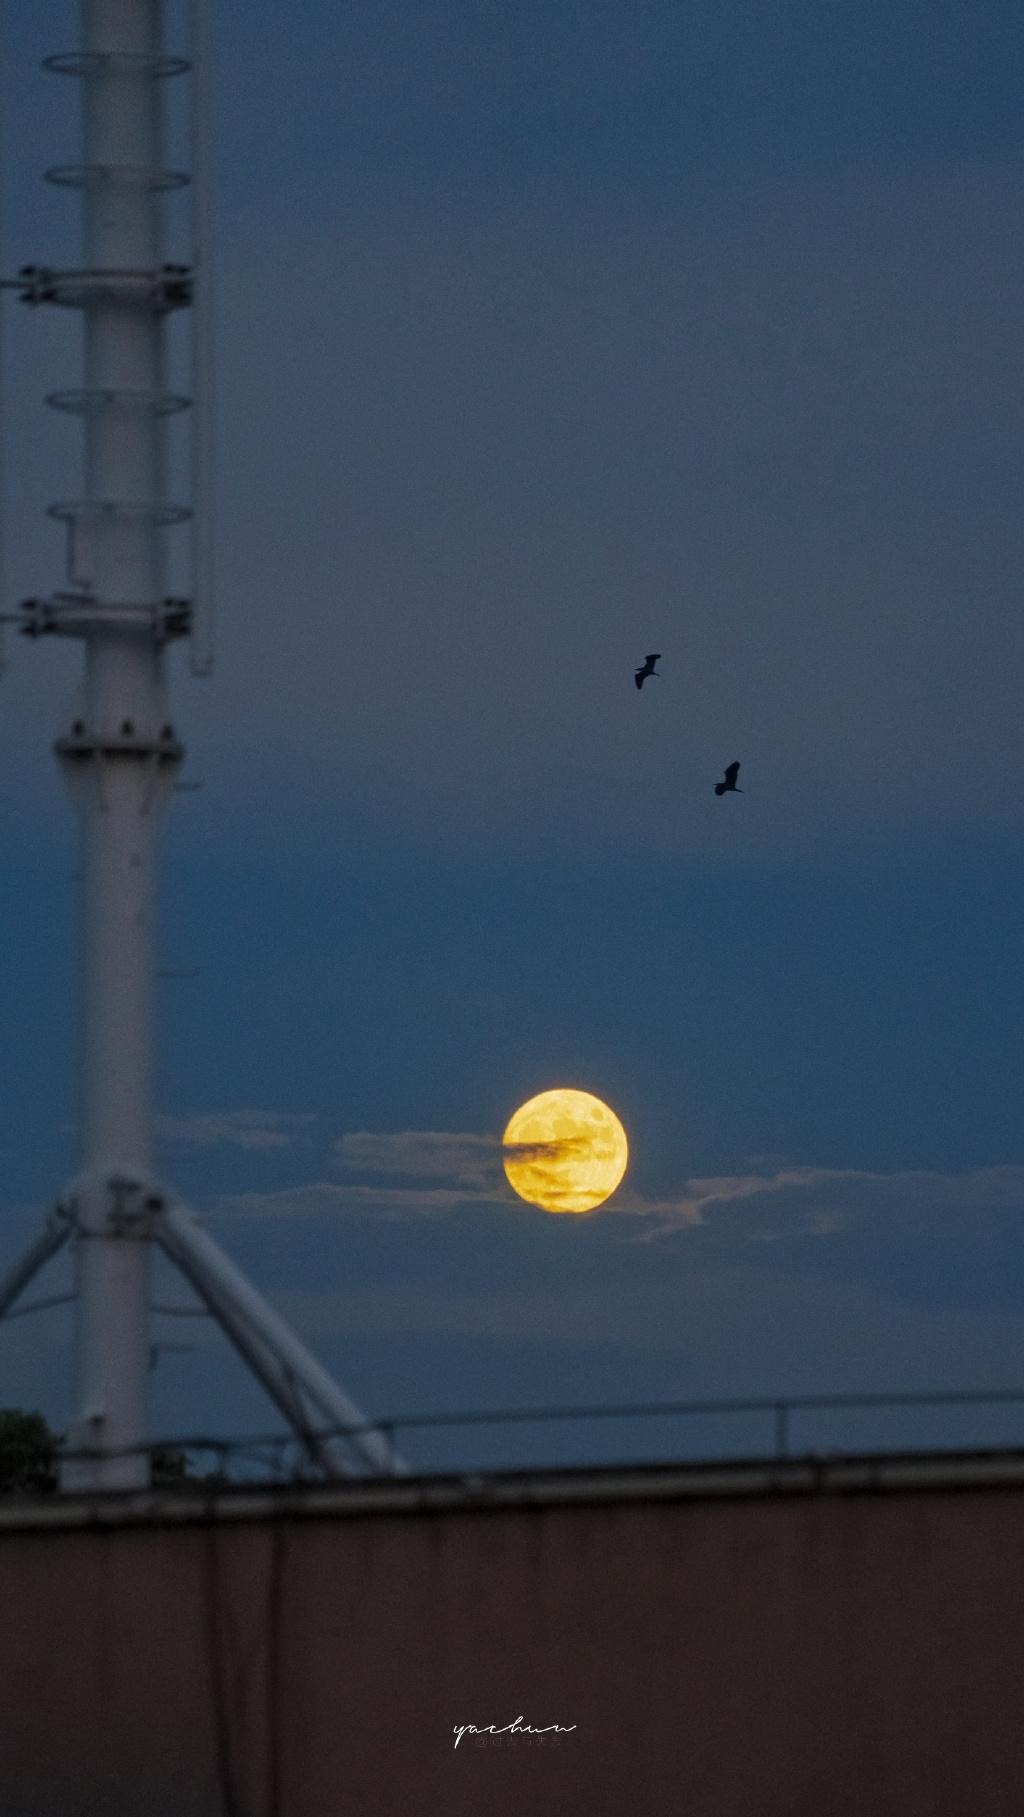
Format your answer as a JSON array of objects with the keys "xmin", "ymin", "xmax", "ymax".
[
  {"xmin": 505, "ymin": 1139, "xmax": 590, "ymax": 1160},
  {"xmin": 336, "ymin": 1129, "xmax": 504, "ymax": 1190},
  {"xmin": 616, "ymin": 1167, "xmax": 858, "ymax": 1235},
  {"xmin": 156, "ymin": 1111, "xmax": 316, "ymax": 1152},
  {"xmin": 339, "ymin": 1126, "xmax": 591, "ymax": 1170},
  {"xmin": 212, "ymin": 1180, "xmax": 509, "ymax": 1220},
  {"xmin": 334, "ymin": 1127, "xmax": 576, "ymax": 1191},
  {"xmin": 209, "ymin": 1149, "xmax": 1024, "ymax": 1241},
  {"xmin": 621, "ymin": 1164, "xmax": 1024, "ymax": 1243}
]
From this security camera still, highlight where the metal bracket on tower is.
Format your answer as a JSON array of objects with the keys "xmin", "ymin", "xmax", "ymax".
[
  {"xmin": 8, "ymin": 593, "xmax": 192, "ymax": 643},
  {"xmin": 13, "ymin": 263, "xmax": 192, "ymax": 310},
  {"xmin": 0, "ymin": 18, "xmax": 215, "ymax": 681},
  {"xmin": 59, "ymin": 1173, "xmax": 167, "ymax": 1240}
]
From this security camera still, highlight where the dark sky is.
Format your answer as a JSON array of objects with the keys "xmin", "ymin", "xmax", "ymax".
[{"xmin": 1, "ymin": 0, "xmax": 1023, "ymax": 1470}]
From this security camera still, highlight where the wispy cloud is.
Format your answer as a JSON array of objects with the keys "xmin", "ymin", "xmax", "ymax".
[
  {"xmin": 211, "ymin": 1179, "xmax": 506, "ymax": 1220},
  {"xmin": 336, "ymin": 1126, "xmax": 589, "ymax": 1206},
  {"xmin": 335, "ymin": 1129, "xmax": 505, "ymax": 1191},
  {"xmin": 156, "ymin": 1111, "xmax": 316, "ymax": 1152},
  {"xmin": 619, "ymin": 1164, "xmax": 1024, "ymax": 1243},
  {"xmin": 208, "ymin": 1155, "xmax": 1024, "ymax": 1247}
]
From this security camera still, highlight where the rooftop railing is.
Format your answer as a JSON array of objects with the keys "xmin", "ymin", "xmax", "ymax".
[{"xmin": 14, "ymin": 1385, "xmax": 1024, "ymax": 1490}]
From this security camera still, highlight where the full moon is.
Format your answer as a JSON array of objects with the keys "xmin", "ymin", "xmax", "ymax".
[{"xmin": 502, "ymin": 1088, "xmax": 629, "ymax": 1214}]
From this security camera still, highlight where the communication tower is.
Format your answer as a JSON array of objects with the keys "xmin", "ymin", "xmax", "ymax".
[{"xmin": 0, "ymin": 0, "xmax": 402, "ymax": 1488}]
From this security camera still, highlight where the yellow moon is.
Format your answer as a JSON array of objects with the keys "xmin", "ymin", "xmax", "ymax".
[{"xmin": 502, "ymin": 1088, "xmax": 628, "ymax": 1214}]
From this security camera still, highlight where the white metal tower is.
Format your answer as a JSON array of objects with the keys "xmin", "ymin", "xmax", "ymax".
[{"xmin": 0, "ymin": 0, "xmax": 403, "ymax": 1489}]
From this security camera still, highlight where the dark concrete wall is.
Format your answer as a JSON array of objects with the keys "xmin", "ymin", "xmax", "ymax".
[{"xmin": 3, "ymin": 1475, "xmax": 1024, "ymax": 1816}]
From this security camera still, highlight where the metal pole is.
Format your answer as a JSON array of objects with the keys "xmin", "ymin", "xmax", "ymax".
[
  {"xmin": 188, "ymin": 0, "xmax": 215, "ymax": 676},
  {"xmin": 52, "ymin": 0, "xmax": 186, "ymax": 1490}
]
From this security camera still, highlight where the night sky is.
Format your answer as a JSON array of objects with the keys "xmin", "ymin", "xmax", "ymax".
[{"xmin": 2, "ymin": 0, "xmax": 1023, "ymax": 1471}]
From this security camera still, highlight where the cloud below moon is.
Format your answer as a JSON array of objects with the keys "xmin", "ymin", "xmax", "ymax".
[{"xmin": 208, "ymin": 1131, "xmax": 1024, "ymax": 1254}]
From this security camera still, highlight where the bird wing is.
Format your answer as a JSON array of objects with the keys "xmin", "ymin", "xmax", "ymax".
[
  {"xmin": 725, "ymin": 761, "xmax": 740, "ymax": 784},
  {"xmin": 646, "ymin": 653, "xmax": 661, "ymax": 664},
  {"xmin": 634, "ymin": 672, "xmax": 643, "ymax": 688}
]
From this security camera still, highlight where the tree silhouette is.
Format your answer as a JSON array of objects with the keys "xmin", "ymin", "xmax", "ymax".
[
  {"xmin": 0, "ymin": 1409, "xmax": 192, "ymax": 1492},
  {"xmin": 0, "ymin": 1408, "xmax": 59, "ymax": 1493}
]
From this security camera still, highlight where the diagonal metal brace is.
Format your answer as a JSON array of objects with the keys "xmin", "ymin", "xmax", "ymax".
[
  {"xmin": 0, "ymin": 1204, "xmax": 73, "ymax": 1321},
  {"xmin": 153, "ymin": 1198, "xmax": 407, "ymax": 1478}
]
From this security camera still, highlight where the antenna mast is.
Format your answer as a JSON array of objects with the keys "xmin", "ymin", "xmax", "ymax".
[{"xmin": 0, "ymin": 0, "xmax": 402, "ymax": 1489}]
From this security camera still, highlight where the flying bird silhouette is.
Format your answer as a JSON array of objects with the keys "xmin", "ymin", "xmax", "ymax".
[
  {"xmin": 714, "ymin": 761, "xmax": 742, "ymax": 796},
  {"xmin": 634, "ymin": 653, "xmax": 661, "ymax": 690}
]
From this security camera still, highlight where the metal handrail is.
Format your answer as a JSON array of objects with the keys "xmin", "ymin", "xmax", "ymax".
[{"xmin": 25, "ymin": 1385, "xmax": 1024, "ymax": 1484}]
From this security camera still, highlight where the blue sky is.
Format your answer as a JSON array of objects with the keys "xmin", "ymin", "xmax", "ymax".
[{"xmin": 1, "ymin": 0, "xmax": 1023, "ymax": 1470}]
